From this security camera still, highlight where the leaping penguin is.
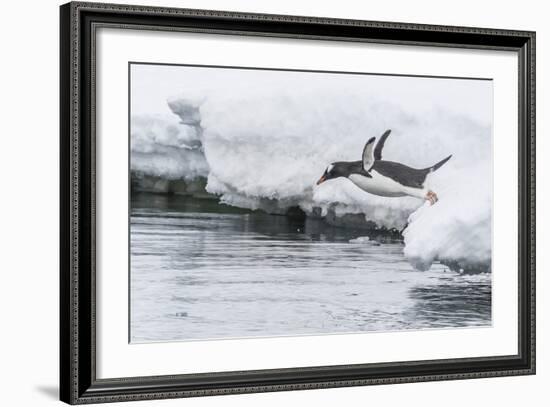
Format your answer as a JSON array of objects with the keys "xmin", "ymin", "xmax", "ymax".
[{"xmin": 316, "ymin": 130, "xmax": 452, "ymax": 205}]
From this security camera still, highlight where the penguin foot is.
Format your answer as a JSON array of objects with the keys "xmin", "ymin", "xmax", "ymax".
[{"xmin": 426, "ymin": 190, "xmax": 438, "ymax": 205}]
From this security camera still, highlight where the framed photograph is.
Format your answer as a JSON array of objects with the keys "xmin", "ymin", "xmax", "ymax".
[{"xmin": 60, "ymin": 1, "xmax": 535, "ymax": 404}]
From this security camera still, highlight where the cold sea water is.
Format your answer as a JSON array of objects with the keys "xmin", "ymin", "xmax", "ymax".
[{"xmin": 130, "ymin": 193, "xmax": 491, "ymax": 343}]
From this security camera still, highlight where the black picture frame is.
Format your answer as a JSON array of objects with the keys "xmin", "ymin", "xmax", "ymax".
[{"xmin": 60, "ymin": 1, "xmax": 536, "ymax": 404}]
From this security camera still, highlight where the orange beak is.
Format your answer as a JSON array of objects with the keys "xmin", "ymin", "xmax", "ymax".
[{"xmin": 316, "ymin": 175, "xmax": 326, "ymax": 185}]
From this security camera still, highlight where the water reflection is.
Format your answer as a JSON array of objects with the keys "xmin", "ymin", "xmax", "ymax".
[{"xmin": 130, "ymin": 193, "xmax": 491, "ymax": 342}]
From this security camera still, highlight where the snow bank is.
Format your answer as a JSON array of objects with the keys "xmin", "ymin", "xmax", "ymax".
[
  {"xmin": 130, "ymin": 75, "xmax": 492, "ymax": 271},
  {"xmin": 130, "ymin": 112, "xmax": 208, "ymax": 180},
  {"xmin": 402, "ymin": 159, "xmax": 492, "ymax": 271}
]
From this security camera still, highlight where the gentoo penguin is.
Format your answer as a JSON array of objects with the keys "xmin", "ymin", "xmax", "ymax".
[{"xmin": 316, "ymin": 130, "xmax": 452, "ymax": 205}]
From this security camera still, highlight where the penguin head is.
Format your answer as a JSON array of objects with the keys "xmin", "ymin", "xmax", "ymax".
[{"xmin": 317, "ymin": 163, "xmax": 346, "ymax": 185}]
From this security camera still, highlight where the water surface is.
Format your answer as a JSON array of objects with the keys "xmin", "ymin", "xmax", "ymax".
[{"xmin": 130, "ymin": 193, "xmax": 491, "ymax": 342}]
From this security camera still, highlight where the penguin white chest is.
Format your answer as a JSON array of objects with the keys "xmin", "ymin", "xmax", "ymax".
[{"xmin": 348, "ymin": 171, "xmax": 415, "ymax": 197}]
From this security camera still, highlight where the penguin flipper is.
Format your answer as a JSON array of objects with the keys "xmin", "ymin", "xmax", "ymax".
[
  {"xmin": 373, "ymin": 129, "xmax": 391, "ymax": 161},
  {"xmin": 362, "ymin": 137, "xmax": 376, "ymax": 171}
]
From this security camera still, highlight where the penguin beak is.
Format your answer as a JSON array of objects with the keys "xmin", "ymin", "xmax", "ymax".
[{"xmin": 316, "ymin": 175, "xmax": 326, "ymax": 185}]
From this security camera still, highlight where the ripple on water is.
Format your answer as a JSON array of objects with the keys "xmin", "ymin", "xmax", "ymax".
[{"xmin": 130, "ymin": 197, "xmax": 491, "ymax": 342}]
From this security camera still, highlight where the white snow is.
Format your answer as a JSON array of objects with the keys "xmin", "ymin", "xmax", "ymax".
[
  {"xmin": 130, "ymin": 113, "xmax": 208, "ymax": 180},
  {"xmin": 130, "ymin": 65, "xmax": 492, "ymax": 270},
  {"xmin": 403, "ymin": 159, "xmax": 492, "ymax": 270}
]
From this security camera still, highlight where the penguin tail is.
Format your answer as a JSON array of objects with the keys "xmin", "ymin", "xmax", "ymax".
[{"xmin": 426, "ymin": 154, "xmax": 452, "ymax": 173}]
